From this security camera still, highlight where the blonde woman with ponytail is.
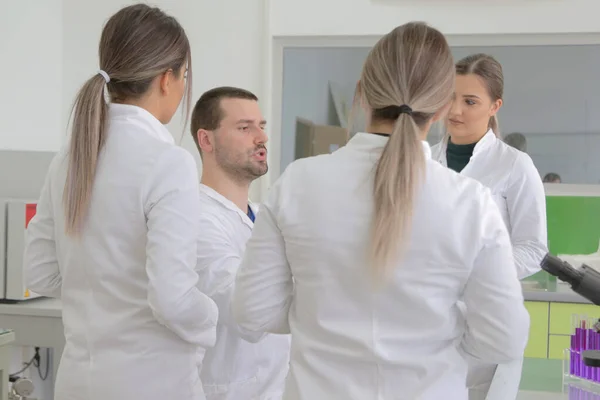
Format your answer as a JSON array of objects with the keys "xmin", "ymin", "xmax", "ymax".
[
  {"xmin": 24, "ymin": 4, "xmax": 217, "ymax": 400},
  {"xmin": 431, "ymin": 54, "xmax": 547, "ymax": 399},
  {"xmin": 232, "ymin": 23, "xmax": 529, "ymax": 400}
]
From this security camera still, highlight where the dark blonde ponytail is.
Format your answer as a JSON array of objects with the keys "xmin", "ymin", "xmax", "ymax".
[
  {"xmin": 371, "ymin": 113, "xmax": 425, "ymax": 276},
  {"xmin": 63, "ymin": 4, "xmax": 192, "ymax": 235},
  {"xmin": 63, "ymin": 75, "xmax": 108, "ymax": 235},
  {"xmin": 357, "ymin": 22, "xmax": 455, "ymax": 278}
]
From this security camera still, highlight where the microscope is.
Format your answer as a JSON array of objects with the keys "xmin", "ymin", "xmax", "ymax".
[{"xmin": 541, "ymin": 253, "xmax": 600, "ymax": 366}]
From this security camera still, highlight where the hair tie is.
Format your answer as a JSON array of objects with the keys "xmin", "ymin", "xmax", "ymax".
[
  {"xmin": 396, "ymin": 104, "xmax": 412, "ymax": 116},
  {"xmin": 98, "ymin": 70, "xmax": 110, "ymax": 84}
]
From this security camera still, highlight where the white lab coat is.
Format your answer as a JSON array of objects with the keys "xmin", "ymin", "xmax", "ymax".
[
  {"xmin": 195, "ymin": 184, "xmax": 290, "ymax": 400},
  {"xmin": 232, "ymin": 132, "xmax": 530, "ymax": 400},
  {"xmin": 431, "ymin": 129, "xmax": 548, "ymax": 279},
  {"xmin": 24, "ymin": 103, "xmax": 218, "ymax": 400},
  {"xmin": 431, "ymin": 130, "xmax": 547, "ymax": 399}
]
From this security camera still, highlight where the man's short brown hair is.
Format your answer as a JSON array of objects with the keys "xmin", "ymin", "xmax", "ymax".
[{"xmin": 190, "ymin": 86, "xmax": 258, "ymax": 151}]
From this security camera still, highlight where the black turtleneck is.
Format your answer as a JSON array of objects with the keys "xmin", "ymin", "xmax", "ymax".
[{"xmin": 446, "ymin": 140, "xmax": 476, "ymax": 173}]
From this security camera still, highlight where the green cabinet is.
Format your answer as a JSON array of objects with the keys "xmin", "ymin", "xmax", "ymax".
[
  {"xmin": 548, "ymin": 335, "xmax": 570, "ymax": 360},
  {"xmin": 524, "ymin": 301, "xmax": 549, "ymax": 358},
  {"xmin": 547, "ymin": 302, "xmax": 600, "ymax": 359},
  {"xmin": 548, "ymin": 302, "xmax": 600, "ymax": 335},
  {"xmin": 524, "ymin": 300, "xmax": 600, "ymax": 360}
]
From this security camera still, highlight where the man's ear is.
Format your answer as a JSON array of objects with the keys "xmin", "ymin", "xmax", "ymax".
[{"xmin": 197, "ymin": 129, "xmax": 215, "ymax": 154}]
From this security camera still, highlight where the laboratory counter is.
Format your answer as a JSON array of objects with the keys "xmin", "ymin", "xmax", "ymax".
[
  {"xmin": 0, "ymin": 297, "xmax": 597, "ymax": 399},
  {"xmin": 0, "ymin": 297, "xmax": 64, "ymax": 385},
  {"xmin": 522, "ymin": 281, "xmax": 589, "ymax": 304}
]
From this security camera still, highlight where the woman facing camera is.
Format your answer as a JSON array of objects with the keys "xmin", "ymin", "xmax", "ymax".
[
  {"xmin": 432, "ymin": 53, "xmax": 547, "ymax": 280},
  {"xmin": 431, "ymin": 53, "xmax": 548, "ymax": 399}
]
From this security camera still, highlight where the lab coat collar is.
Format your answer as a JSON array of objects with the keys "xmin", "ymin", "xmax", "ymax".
[
  {"xmin": 348, "ymin": 132, "xmax": 432, "ymax": 159},
  {"xmin": 472, "ymin": 129, "xmax": 497, "ymax": 156},
  {"xmin": 108, "ymin": 103, "xmax": 175, "ymax": 145},
  {"xmin": 435, "ymin": 129, "xmax": 496, "ymax": 166},
  {"xmin": 199, "ymin": 184, "xmax": 256, "ymax": 229}
]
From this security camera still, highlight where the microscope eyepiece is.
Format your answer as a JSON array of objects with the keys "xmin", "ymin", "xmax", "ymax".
[{"xmin": 540, "ymin": 253, "xmax": 583, "ymax": 286}]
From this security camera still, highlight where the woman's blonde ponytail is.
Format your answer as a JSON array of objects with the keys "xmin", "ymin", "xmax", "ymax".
[
  {"xmin": 62, "ymin": 4, "xmax": 192, "ymax": 236},
  {"xmin": 371, "ymin": 112, "xmax": 425, "ymax": 277},
  {"xmin": 64, "ymin": 74, "xmax": 108, "ymax": 235},
  {"xmin": 357, "ymin": 22, "xmax": 455, "ymax": 279}
]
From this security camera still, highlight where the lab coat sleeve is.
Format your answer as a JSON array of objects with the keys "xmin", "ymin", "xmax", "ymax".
[
  {"xmin": 461, "ymin": 191, "xmax": 530, "ymax": 364},
  {"xmin": 232, "ymin": 191, "xmax": 293, "ymax": 334},
  {"xmin": 24, "ymin": 163, "xmax": 62, "ymax": 298},
  {"xmin": 506, "ymin": 154, "xmax": 548, "ymax": 279},
  {"xmin": 195, "ymin": 216, "xmax": 266, "ymax": 343},
  {"xmin": 144, "ymin": 147, "xmax": 218, "ymax": 348}
]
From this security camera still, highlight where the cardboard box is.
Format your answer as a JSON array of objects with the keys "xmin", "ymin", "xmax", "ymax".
[{"xmin": 294, "ymin": 117, "xmax": 348, "ymax": 160}]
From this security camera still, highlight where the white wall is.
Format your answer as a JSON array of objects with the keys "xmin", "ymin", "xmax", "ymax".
[
  {"xmin": 271, "ymin": 0, "xmax": 600, "ymax": 37},
  {"xmin": 1, "ymin": 0, "xmax": 267, "ymax": 197},
  {"xmin": 0, "ymin": 1, "xmax": 63, "ymax": 151}
]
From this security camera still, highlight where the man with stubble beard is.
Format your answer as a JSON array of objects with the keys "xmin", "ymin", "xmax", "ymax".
[{"xmin": 190, "ymin": 87, "xmax": 290, "ymax": 400}]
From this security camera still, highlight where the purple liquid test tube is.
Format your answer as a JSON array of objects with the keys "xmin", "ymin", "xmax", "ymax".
[
  {"xmin": 584, "ymin": 328, "xmax": 589, "ymax": 380},
  {"xmin": 586, "ymin": 328, "xmax": 592, "ymax": 380},
  {"xmin": 569, "ymin": 314, "xmax": 579, "ymax": 376},
  {"xmin": 592, "ymin": 330, "xmax": 600, "ymax": 383},
  {"xmin": 592, "ymin": 329, "xmax": 596, "ymax": 382},
  {"xmin": 576, "ymin": 327, "xmax": 582, "ymax": 377},
  {"xmin": 581, "ymin": 325, "xmax": 591, "ymax": 379},
  {"xmin": 571, "ymin": 335, "xmax": 576, "ymax": 376}
]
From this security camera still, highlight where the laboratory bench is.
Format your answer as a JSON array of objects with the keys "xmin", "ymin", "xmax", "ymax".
[
  {"xmin": 0, "ymin": 297, "xmax": 64, "ymax": 386},
  {"xmin": 0, "ymin": 286, "xmax": 596, "ymax": 399}
]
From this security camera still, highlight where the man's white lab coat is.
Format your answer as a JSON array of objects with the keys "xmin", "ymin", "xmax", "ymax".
[{"xmin": 196, "ymin": 184, "xmax": 290, "ymax": 400}]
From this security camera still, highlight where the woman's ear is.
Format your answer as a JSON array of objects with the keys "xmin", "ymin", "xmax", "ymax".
[
  {"xmin": 490, "ymin": 98, "xmax": 503, "ymax": 116},
  {"xmin": 159, "ymin": 69, "xmax": 174, "ymax": 95}
]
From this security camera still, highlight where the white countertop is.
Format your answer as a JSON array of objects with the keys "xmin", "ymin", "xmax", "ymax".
[{"xmin": 0, "ymin": 297, "xmax": 62, "ymax": 317}]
